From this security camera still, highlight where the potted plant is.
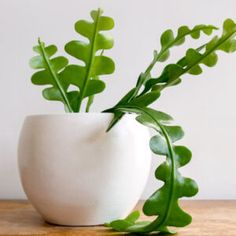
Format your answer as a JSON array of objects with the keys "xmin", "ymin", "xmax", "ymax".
[{"xmin": 18, "ymin": 8, "xmax": 236, "ymax": 234}]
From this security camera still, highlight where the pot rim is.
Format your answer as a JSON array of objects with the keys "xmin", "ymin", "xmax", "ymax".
[{"xmin": 24, "ymin": 112, "xmax": 133, "ymax": 119}]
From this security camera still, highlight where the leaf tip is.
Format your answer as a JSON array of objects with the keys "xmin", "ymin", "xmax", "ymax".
[
  {"xmin": 37, "ymin": 37, "xmax": 41, "ymax": 44},
  {"xmin": 98, "ymin": 7, "xmax": 104, "ymax": 14}
]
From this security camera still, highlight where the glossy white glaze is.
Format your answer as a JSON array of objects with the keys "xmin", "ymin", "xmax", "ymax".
[{"xmin": 18, "ymin": 113, "xmax": 151, "ymax": 226}]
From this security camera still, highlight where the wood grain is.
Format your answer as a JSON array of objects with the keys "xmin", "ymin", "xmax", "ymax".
[{"xmin": 0, "ymin": 200, "xmax": 235, "ymax": 235}]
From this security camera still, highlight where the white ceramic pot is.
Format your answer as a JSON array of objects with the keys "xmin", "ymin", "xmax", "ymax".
[{"xmin": 18, "ymin": 113, "xmax": 151, "ymax": 226}]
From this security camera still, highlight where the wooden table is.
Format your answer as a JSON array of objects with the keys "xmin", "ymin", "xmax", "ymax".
[{"xmin": 0, "ymin": 200, "xmax": 235, "ymax": 235}]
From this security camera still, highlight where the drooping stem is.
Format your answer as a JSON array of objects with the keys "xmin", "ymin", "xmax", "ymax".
[{"xmin": 121, "ymin": 106, "xmax": 177, "ymax": 233}]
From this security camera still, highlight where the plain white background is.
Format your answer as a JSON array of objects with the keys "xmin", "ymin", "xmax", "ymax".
[{"xmin": 0, "ymin": 0, "xmax": 236, "ymax": 199}]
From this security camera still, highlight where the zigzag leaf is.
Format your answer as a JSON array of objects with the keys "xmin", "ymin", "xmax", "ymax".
[
  {"xmin": 65, "ymin": 8, "xmax": 115, "ymax": 111},
  {"xmin": 30, "ymin": 9, "xmax": 115, "ymax": 112},
  {"xmin": 158, "ymin": 24, "xmax": 217, "ymax": 62},
  {"xmin": 30, "ymin": 39, "xmax": 76, "ymax": 112},
  {"xmin": 105, "ymin": 18, "xmax": 236, "ymax": 235},
  {"xmin": 106, "ymin": 106, "xmax": 198, "ymax": 234},
  {"xmin": 106, "ymin": 23, "xmax": 217, "ymax": 130},
  {"xmin": 143, "ymin": 19, "xmax": 236, "ymax": 93}
]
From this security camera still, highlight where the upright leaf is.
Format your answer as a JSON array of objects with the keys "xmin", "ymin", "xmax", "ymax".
[
  {"xmin": 65, "ymin": 8, "xmax": 115, "ymax": 111},
  {"xmin": 30, "ymin": 39, "xmax": 75, "ymax": 112}
]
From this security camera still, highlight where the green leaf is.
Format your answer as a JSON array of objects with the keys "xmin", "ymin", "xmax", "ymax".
[
  {"xmin": 51, "ymin": 57, "xmax": 68, "ymax": 72},
  {"xmin": 174, "ymin": 146, "xmax": 192, "ymax": 167},
  {"xmin": 156, "ymin": 24, "xmax": 218, "ymax": 62},
  {"xmin": 59, "ymin": 65, "xmax": 85, "ymax": 88},
  {"xmin": 104, "ymin": 23, "xmax": 217, "ymax": 128},
  {"xmin": 107, "ymin": 211, "xmax": 141, "ymax": 231},
  {"xmin": 158, "ymin": 30, "xmax": 174, "ymax": 61},
  {"xmin": 105, "ymin": 18, "xmax": 236, "ymax": 235},
  {"xmin": 67, "ymin": 91, "xmax": 80, "ymax": 112},
  {"xmin": 30, "ymin": 9, "xmax": 115, "ymax": 112},
  {"xmin": 65, "ymin": 8, "xmax": 115, "ymax": 112},
  {"xmin": 30, "ymin": 39, "xmax": 74, "ymax": 112},
  {"xmin": 188, "ymin": 65, "xmax": 202, "ymax": 75},
  {"xmin": 29, "ymin": 55, "xmax": 46, "ymax": 69},
  {"xmin": 164, "ymin": 125, "xmax": 184, "ymax": 143},
  {"xmin": 142, "ymin": 19, "xmax": 236, "ymax": 94},
  {"xmin": 135, "ymin": 109, "xmax": 173, "ymax": 129},
  {"xmin": 91, "ymin": 56, "xmax": 115, "ymax": 76},
  {"xmin": 129, "ymin": 91, "xmax": 160, "ymax": 107},
  {"xmin": 106, "ymin": 106, "xmax": 198, "ymax": 234},
  {"xmin": 42, "ymin": 87, "xmax": 63, "ymax": 101},
  {"xmin": 125, "ymin": 211, "xmax": 140, "ymax": 223},
  {"xmin": 84, "ymin": 80, "xmax": 105, "ymax": 97},
  {"xmin": 150, "ymin": 135, "xmax": 169, "ymax": 155},
  {"xmin": 161, "ymin": 30, "xmax": 174, "ymax": 48},
  {"xmin": 103, "ymin": 88, "xmax": 138, "ymax": 131},
  {"xmin": 85, "ymin": 74, "xmax": 104, "ymax": 112}
]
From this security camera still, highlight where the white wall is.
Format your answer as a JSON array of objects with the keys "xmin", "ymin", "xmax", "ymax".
[{"xmin": 0, "ymin": 0, "xmax": 236, "ymax": 199}]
